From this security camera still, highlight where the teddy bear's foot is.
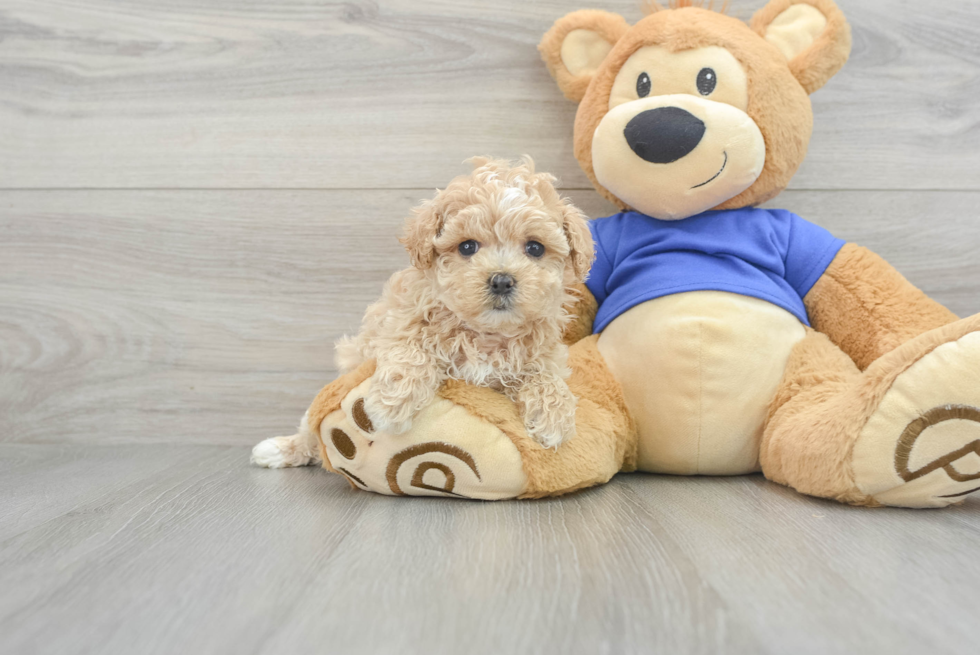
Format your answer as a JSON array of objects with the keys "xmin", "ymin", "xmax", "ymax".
[
  {"xmin": 302, "ymin": 335, "xmax": 636, "ymax": 500},
  {"xmin": 317, "ymin": 378, "xmax": 528, "ymax": 499},
  {"xmin": 852, "ymin": 326, "xmax": 980, "ymax": 508}
]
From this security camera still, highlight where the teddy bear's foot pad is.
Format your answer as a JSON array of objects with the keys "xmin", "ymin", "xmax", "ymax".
[
  {"xmin": 853, "ymin": 331, "xmax": 980, "ymax": 508},
  {"xmin": 317, "ymin": 379, "xmax": 528, "ymax": 499}
]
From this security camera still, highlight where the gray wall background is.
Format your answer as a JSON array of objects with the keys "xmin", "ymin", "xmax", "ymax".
[{"xmin": 2, "ymin": 0, "xmax": 979, "ymax": 445}]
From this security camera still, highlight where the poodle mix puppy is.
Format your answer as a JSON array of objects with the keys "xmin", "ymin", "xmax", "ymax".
[{"xmin": 252, "ymin": 157, "xmax": 594, "ymax": 469}]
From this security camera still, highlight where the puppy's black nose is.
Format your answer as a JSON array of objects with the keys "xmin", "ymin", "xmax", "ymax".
[
  {"xmin": 624, "ymin": 107, "xmax": 705, "ymax": 164},
  {"xmin": 489, "ymin": 273, "xmax": 516, "ymax": 296}
]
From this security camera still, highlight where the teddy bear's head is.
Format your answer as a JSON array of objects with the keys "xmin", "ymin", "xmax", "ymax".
[{"xmin": 539, "ymin": 0, "xmax": 851, "ymax": 220}]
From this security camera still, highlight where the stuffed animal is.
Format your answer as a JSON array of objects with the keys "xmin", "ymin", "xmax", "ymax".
[{"xmin": 256, "ymin": 0, "xmax": 980, "ymax": 508}]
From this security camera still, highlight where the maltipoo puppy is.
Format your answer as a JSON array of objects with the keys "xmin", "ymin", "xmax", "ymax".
[
  {"xmin": 251, "ymin": 156, "xmax": 593, "ymax": 469},
  {"xmin": 337, "ymin": 156, "xmax": 594, "ymax": 447}
]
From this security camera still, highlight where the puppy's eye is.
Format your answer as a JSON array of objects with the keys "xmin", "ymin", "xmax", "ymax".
[
  {"xmin": 458, "ymin": 240, "xmax": 479, "ymax": 257},
  {"xmin": 524, "ymin": 241, "xmax": 545, "ymax": 258},
  {"xmin": 697, "ymin": 68, "xmax": 717, "ymax": 96},
  {"xmin": 636, "ymin": 72, "xmax": 651, "ymax": 98}
]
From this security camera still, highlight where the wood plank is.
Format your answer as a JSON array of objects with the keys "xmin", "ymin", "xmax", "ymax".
[
  {"xmin": 0, "ymin": 443, "xmax": 218, "ymax": 541},
  {"xmin": 1, "ymin": 1, "xmax": 978, "ymax": 190},
  {"xmin": 0, "ymin": 443, "xmax": 975, "ymax": 655},
  {"xmin": 2, "ymin": 188, "xmax": 979, "ymax": 446},
  {"xmin": 0, "ymin": 444, "xmax": 372, "ymax": 655},
  {"xmin": 624, "ymin": 475, "xmax": 980, "ymax": 655}
]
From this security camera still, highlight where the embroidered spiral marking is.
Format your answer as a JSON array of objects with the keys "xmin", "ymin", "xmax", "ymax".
[
  {"xmin": 385, "ymin": 442, "xmax": 481, "ymax": 496},
  {"xmin": 896, "ymin": 404, "xmax": 980, "ymax": 498}
]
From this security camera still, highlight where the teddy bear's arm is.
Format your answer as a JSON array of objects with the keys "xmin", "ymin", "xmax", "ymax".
[
  {"xmin": 561, "ymin": 283, "xmax": 599, "ymax": 346},
  {"xmin": 803, "ymin": 243, "xmax": 958, "ymax": 370}
]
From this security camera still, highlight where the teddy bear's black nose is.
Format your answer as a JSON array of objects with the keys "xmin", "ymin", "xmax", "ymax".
[
  {"xmin": 624, "ymin": 107, "xmax": 706, "ymax": 164},
  {"xmin": 489, "ymin": 273, "xmax": 516, "ymax": 296}
]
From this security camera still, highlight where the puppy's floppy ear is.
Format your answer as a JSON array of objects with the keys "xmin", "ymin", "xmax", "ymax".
[
  {"xmin": 751, "ymin": 0, "xmax": 851, "ymax": 94},
  {"xmin": 400, "ymin": 198, "xmax": 443, "ymax": 270},
  {"xmin": 560, "ymin": 202, "xmax": 595, "ymax": 283},
  {"xmin": 539, "ymin": 10, "xmax": 630, "ymax": 103}
]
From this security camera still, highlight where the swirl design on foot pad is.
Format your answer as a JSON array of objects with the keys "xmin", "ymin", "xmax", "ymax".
[
  {"xmin": 385, "ymin": 442, "xmax": 481, "ymax": 496},
  {"xmin": 895, "ymin": 405, "xmax": 980, "ymax": 496}
]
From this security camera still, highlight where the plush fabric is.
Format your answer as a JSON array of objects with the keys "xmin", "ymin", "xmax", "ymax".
[
  {"xmin": 320, "ymin": 379, "xmax": 529, "ymax": 500},
  {"xmin": 559, "ymin": 7, "xmax": 819, "ymax": 215},
  {"xmin": 852, "ymin": 330, "xmax": 980, "ymax": 507},
  {"xmin": 287, "ymin": 0, "xmax": 980, "ymax": 509},
  {"xmin": 586, "ymin": 207, "xmax": 844, "ymax": 331},
  {"xmin": 590, "ymin": 88, "xmax": 767, "ymax": 219},
  {"xmin": 597, "ymin": 291, "xmax": 806, "ymax": 474},
  {"xmin": 308, "ymin": 359, "xmax": 376, "ymax": 475},
  {"xmin": 538, "ymin": 10, "xmax": 631, "ymax": 102},
  {"xmin": 761, "ymin": 314, "xmax": 980, "ymax": 507},
  {"xmin": 751, "ymin": 0, "xmax": 852, "ymax": 94},
  {"xmin": 804, "ymin": 243, "xmax": 959, "ymax": 370},
  {"xmin": 310, "ymin": 334, "xmax": 636, "ymax": 499},
  {"xmin": 442, "ymin": 335, "xmax": 637, "ymax": 498}
]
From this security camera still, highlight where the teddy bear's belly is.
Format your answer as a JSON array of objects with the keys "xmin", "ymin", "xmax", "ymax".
[{"xmin": 597, "ymin": 290, "xmax": 807, "ymax": 475}]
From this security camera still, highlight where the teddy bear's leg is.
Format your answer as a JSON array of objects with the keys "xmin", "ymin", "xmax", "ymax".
[
  {"xmin": 308, "ymin": 335, "xmax": 637, "ymax": 499},
  {"xmin": 761, "ymin": 315, "xmax": 980, "ymax": 508}
]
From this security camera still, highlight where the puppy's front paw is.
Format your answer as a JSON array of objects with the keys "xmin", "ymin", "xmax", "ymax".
[
  {"xmin": 363, "ymin": 393, "xmax": 415, "ymax": 435},
  {"xmin": 518, "ymin": 377, "xmax": 577, "ymax": 449},
  {"xmin": 364, "ymin": 367, "xmax": 440, "ymax": 435},
  {"xmin": 525, "ymin": 414, "xmax": 576, "ymax": 449}
]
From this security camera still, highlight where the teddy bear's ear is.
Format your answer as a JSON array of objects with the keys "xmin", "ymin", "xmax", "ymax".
[
  {"xmin": 539, "ymin": 10, "xmax": 630, "ymax": 103},
  {"xmin": 751, "ymin": 0, "xmax": 852, "ymax": 94}
]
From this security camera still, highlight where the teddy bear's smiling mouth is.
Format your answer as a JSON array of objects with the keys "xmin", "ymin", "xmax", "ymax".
[{"xmin": 691, "ymin": 151, "xmax": 728, "ymax": 189}]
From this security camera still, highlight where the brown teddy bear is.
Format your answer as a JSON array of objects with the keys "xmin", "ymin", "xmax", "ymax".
[{"xmin": 257, "ymin": 0, "xmax": 980, "ymax": 508}]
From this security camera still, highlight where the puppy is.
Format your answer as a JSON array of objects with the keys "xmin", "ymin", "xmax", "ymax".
[{"xmin": 251, "ymin": 156, "xmax": 593, "ymax": 469}]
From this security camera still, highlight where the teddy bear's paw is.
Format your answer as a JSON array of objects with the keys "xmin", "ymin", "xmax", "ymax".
[
  {"xmin": 317, "ymin": 378, "xmax": 528, "ymax": 500},
  {"xmin": 853, "ymin": 330, "xmax": 980, "ymax": 508}
]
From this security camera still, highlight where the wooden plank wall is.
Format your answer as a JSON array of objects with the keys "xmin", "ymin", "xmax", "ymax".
[{"xmin": 2, "ymin": 0, "xmax": 980, "ymax": 445}]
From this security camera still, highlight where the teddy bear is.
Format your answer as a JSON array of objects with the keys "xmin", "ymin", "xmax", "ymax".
[{"xmin": 260, "ymin": 0, "xmax": 980, "ymax": 508}]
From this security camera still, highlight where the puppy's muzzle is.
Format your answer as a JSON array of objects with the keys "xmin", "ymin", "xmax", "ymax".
[{"xmin": 488, "ymin": 273, "xmax": 516, "ymax": 297}]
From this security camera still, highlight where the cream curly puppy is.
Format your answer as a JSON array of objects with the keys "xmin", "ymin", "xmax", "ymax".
[{"xmin": 252, "ymin": 157, "xmax": 593, "ymax": 468}]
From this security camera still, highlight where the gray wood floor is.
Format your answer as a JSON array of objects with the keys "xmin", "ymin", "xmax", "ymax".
[
  {"xmin": 1, "ymin": 445, "xmax": 979, "ymax": 655},
  {"xmin": 2, "ymin": 1, "xmax": 980, "ymax": 654}
]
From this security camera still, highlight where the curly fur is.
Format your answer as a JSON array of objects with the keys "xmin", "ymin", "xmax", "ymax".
[{"xmin": 335, "ymin": 156, "xmax": 595, "ymax": 448}]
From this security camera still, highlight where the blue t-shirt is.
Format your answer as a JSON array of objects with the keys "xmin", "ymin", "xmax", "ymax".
[{"xmin": 586, "ymin": 208, "xmax": 845, "ymax": 333}]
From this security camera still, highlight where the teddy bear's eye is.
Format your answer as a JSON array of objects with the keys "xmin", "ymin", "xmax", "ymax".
[
  {"xmin": 525, "ymin": 240, "xmax": 545, "ymax": 258},
  {"xmin": 636, "ymin": 72, "xmax": 651, "ymax": 98},
  {"xmin": 697, "ymin": 68, "xmax": 717, "ymax": 96},
  {"xmin": 458, "ymin": 240, "xmax": 479, "ymax": 257}
]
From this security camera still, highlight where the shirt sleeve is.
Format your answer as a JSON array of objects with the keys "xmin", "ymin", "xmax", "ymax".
[
  {"xmin": 780, "ymin": 210, "xmax": 846, "ymax": 298},
  {"xmin": 584, "ymin": 216, "xmax": 616, "ymax": 306}
]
